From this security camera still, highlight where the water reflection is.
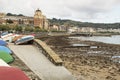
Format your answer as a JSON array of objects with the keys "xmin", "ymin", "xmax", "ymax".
[
  {"xmin": 72, "ymin": 44, "xmax": 88, "ymax": 47},
  {"xmin": 111, "ymin": 56, "xmax": 120, "ymax": 63},
  {"xmin": 70, "ymin": 35, "xmax": 120, "ymax": 45}
]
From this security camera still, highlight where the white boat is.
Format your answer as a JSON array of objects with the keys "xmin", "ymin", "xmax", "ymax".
[
  {"xmin": 0, "ymin": 59, "xmax": 10, "ymax": 67},
  {"xmin": 14, "ymin": 35, "xmax": 34, "ymax": 45},
  {"xmin": 1, "ymin": 32, "xmax": 19, "ymax": 42}
]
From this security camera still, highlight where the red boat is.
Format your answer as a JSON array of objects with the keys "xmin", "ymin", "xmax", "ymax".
[{"xmin": 0, "ymin": 66, "xmax": 30, "ymax": 80}]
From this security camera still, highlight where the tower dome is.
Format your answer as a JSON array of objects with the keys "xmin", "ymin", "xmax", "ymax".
[
  {"xmin": 36, "ymin": 8, "xmax": 41, "ymax": 12},
  {"xmin": 34, "ymin": 8, "xmax": 42, "ymax": 18}
]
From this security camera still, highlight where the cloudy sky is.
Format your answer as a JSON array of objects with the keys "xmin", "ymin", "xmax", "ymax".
[{"xmin": 0, "ymin": 0, "xmax": 120, "ymax": 23}]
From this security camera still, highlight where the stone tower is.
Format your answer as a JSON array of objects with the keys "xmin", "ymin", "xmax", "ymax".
[
  {"xmin": 34, "ymin": 9, "xmax": 48, "ymax": 30},
  {"xmin": 0, "ymin": 13, "xmax": 5, "ymax": 18}
]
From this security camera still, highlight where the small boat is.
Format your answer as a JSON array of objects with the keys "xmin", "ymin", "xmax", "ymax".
[
  {"xmin": 0, "ymin": 51, "xmax": 14, "ymax": 63},
  {"xmin": 1, "ymin": 32, "xmax": 19, "ymax": 42},
  {"xmin": 12, "ymin": 35, "xmax": 23, "ymax": 42},
  {"xmin": 0, "ymin": 66, "xmax": 30, "ymax": 80},
  {"xmin": 0, "ymin": 46, "xmax": 12, "ymax": 54},
  {"xmin": 0, "ymin": 40, "xmax": 8, "ymax": 46},
  {"xmin": 14, "ymin": 35, "xmax": 34, "ymax": 45},
  {"xmin": 0, "ymin": 59, "xmax": 10, "ymax": 67}
]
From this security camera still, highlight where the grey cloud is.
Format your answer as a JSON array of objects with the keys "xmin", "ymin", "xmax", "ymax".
[
  {"xmin": 63, "ymin": 0, "xmax": 120, "ymax": 19},
  {"xmin": 0, "ymin": 0, "xmax": 120, "ymax": 22}
]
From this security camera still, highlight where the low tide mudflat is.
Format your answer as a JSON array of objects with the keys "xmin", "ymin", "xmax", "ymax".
[{"xmin": 41, "ymin": 36, "xmax": 120, "ymax": 80}]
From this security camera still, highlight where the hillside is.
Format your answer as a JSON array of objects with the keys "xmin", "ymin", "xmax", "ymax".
[
  {"xmin": 48, "ymin": 18, "xmax": 120, "ymax": 29},
  {"xmin": 3, "ymin": 13, "xmax": 120, "ymax": 29}
]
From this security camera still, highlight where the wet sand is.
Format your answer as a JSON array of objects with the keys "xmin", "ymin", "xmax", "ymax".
[{"xmin": 40, "ymin": 36, "xmax": 120, "ymax": 80}]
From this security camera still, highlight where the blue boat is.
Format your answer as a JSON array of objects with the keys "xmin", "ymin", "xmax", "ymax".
[
  {"xmin": 0, "ymin": 46, "xmax": 12, "ymax": 54},
  {"xmin": 0, "ymin": 40, "xmax": 7, "ymax": 46}
]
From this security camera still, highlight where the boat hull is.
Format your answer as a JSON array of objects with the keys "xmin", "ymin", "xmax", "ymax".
[{"xmin": 15, "ymin": 36, "xmax": 34, "ymax": 45}]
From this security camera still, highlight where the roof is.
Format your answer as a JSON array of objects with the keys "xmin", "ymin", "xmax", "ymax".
[{"xmin": 36, "ymin": 8, "xmax": 42, "ymax": 12}]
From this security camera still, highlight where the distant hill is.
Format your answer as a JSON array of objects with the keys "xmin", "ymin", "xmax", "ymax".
[
  {"xmin": 6, "ymin": 13, "xmax": 24, "ymax": 17},
  {"xmin": 48, "ymin": 18, "xmax": 120, "ymax": 29}
]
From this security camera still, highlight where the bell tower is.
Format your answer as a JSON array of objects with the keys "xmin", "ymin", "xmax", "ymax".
[{"xmin": 34, "ymin": 8, "xmax": 48, "ymax": 30}]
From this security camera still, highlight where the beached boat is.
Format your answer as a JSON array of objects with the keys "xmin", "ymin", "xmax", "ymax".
[
  {"xmin": 14, "ymin": 35, "xmax": 34, "ymax": 45},
  {"xmin": 0, "ymin": 46, "xmax": 12, "ymax": 54},
  {"xmin": 0, "ymin": 51, "xmax": 14, "ymax": 63},
  {"xmin": 1, "ymin": 32, "xmax": 19, "ymax": 42},
  {"xmin": 0, "ymin": 59, "xmax": 10, "ymax": 67},
  {"xmin": 0, "ymin": 66, "xmax": 30, "ymax": 80},
  {"xmin": 0, "ymin": 40, "xmax": 8, "ymax": 46},
  {"xmin": 12, "ymin": 35, "xmax": 23, "ymax": 42}
]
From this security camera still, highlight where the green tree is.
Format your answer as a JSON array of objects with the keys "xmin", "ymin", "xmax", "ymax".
[
  {"xmin": 6, "ymin": 13, "xmax": 13, "ymax": 16},
  {"xmin": 0, "ymin": 25, "xmax": 10, "ymax": 31},
  {"xmin": 14, "ymin": 26, "xmax": 22, "ymax": 32},
  {"xmin": 18, "ymin": 14, "xmax": 24, "ymax": 16},
  {"xmin": 24, "ymin": 27, "xmax": 34, "ymax": 32},
  {"xmin": 6, "ymin": 19, "xmax": 13, "ymax": 24},
  {"xmin": 34, "ymin": 27, "xmax": 41, "ymax": 32}
]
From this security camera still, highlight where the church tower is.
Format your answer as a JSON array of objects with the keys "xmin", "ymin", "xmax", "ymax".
[{"xmin": 34, "ymin": 9, "xmax": 48, "ymax": 30}]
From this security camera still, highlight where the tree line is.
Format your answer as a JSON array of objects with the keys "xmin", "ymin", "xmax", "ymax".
[{"xmin": 0, "ymin": 25, "xmax": 47, "ymax": 33}]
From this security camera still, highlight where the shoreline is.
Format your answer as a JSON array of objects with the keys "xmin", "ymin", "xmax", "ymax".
[{"xmin": 40, "ymin": 36, "xmax": 120, "ymax": 80}]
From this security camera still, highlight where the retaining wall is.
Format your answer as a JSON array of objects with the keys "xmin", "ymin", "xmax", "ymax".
[{"xmin": 33, "ymin": 39, "xmax": 63, "ymax": 66}]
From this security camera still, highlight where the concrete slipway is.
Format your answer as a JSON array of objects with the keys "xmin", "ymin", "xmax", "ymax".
[{"xmin": 9, "ymin": 43, "xmax": 76, "ymax": 80}]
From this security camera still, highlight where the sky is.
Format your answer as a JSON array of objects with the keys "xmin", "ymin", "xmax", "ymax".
[{"xmin": 0, "ymin": 0, "xmax": 120, "ymax": 23}]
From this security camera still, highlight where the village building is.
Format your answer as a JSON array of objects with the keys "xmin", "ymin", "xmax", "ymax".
[
  {"xmin": 0, "ymin": 9, "xmax": 49, "ymax": 30},
  {"xmin": 79, "ymin": 27, "xmax": 96, "ymax": 33},
  {"xmin": 68, "ymin": 27, "xmax": 79, "ymax": 33},
  {"xmin": 49, "ymin": 25, "xmax": 59, "ymax": 31},
  {"xmin": 34, "ymin": 9, "xmax": 48, "ymax": 30},
  {"xmin": 0, "ymin": 13, "xmax": 6, "ymax": 24},
  {"xmin": 68, "ymin": 27, "xmax": 96, "ymax": 33},
  {"xmin": 0, "ymin": 13, "xmax": 34, "ymax": 26},
  {"xmin": 49, "ymin": 25, "xmax": 67, "ymax": 32},
  {"xmin": 0, "ymin": 13, "xmax": 5, "ymax": 18}
]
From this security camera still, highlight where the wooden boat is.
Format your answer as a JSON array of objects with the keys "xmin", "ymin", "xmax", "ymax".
[
  {"xmin": 14, "ymin": 35, "xmax": 34, "ymax": 45},
  {"xmin": 12, "ymin": 35, "xmax": 23, "ymax": 42}
]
